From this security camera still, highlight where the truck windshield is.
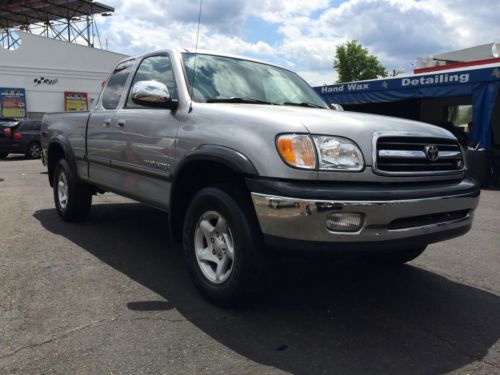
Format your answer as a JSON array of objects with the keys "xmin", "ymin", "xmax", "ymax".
[{"xmin": 182, "ymin": 53, "xmax": 327, "ymax": 109}]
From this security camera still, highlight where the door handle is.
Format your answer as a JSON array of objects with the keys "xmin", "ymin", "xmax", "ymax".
[
  {"xmin": 117, "ymin": 119, "xmax": 126, "ymax": 128},
  {"xmin": 102, "ymin": 119, "xmax": 111, "ymax": 127}
]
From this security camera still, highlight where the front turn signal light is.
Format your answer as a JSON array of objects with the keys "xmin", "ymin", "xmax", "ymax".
[{"xmin": 276, "ymin": 134, "xmax": 316, "ymax": 169}]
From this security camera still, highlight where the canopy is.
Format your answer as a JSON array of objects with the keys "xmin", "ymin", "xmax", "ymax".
[
  {"xmin": 0, "ymin": 1, "xmax": 113, "ymax": 29},
  {"xmin": 314, "ymin": 66, "xmax": 500, "ymax": 150}
]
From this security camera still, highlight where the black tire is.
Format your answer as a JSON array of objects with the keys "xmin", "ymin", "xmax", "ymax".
[
  {"xmin": 183, "ymin": 185, "xmax": 265, "ymax": 306},
  {"xmin": 367, "ymin": 246, "xmax": 427, "ymax": 265},
  {"xmin": 53, "ymin": 159, "xmax": 92, "ymax": 222},
  {"xmin": 0, "ymin": 152, "xmax": 8, "ymax": 159},
  {"xmin": 26, "ymin": 142, "xmax": 42, "ymax": 159}
]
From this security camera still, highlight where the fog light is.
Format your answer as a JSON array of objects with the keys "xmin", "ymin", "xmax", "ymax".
[{"xmin": 326, "ymin": 212, "xmax": 364, "ymax": 232}]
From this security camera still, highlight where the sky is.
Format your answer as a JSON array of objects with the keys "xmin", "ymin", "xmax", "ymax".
[{"xmin": 96, "ymin": 0, "xmax": 500, "ymax": 86}]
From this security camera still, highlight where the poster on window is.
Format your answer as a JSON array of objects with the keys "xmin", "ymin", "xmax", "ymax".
[
  {"xmin": 64, "ymin": 91, "xmax": 88, "ymax": 112},
  {"xmin": 0, "ymin": 87, "xmax": 26, "ymax": 118}
]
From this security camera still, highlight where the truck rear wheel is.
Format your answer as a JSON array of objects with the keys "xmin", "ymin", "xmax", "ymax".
[
  {"xmin": 183, "ymin": 185, "xmax": 265, "ymax": 306},
  {"xmin": 53, "ymin": 159, "xmax": 92, "ymax": 222},
  {"xmin": 368, "ymin": 245, "xmax": 427, "ymax": 265}
]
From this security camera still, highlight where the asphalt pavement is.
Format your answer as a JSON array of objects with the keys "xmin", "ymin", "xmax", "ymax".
[{"xmin": 1, "ymin": 156, "xmax": 499, "ymax": 374}]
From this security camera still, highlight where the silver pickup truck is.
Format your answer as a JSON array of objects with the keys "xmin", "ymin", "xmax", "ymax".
[{"xmin": 43, "ymin": 49, "xmax": 480, "ymax": 305}]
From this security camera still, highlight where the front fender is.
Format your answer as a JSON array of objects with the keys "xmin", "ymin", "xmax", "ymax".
[{"xmin": 174, "ymin": 144, "xmax": 258, "ymax": 178}]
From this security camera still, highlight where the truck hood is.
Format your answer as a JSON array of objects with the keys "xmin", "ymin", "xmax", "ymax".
[
  {"xmin": 200, "ymin": 103, "xmax": 455, "ymax": 164},
  {"xmin": 213, "ymin": 103, "xmax": 451, "ymax": 137}
]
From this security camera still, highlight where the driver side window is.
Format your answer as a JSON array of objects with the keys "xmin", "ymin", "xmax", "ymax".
[{"xmin": 126, "ymin": 55, "xmax": 177, "ymax": 108}]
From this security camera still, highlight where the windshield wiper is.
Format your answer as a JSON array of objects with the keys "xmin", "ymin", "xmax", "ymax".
[
  {"xmin": 206, "ymin": 97, "xmax": 275, "ymax": 105},
  {"xmin": 282, "ymin": 102, "xmax": 325, "ymax": 109}
]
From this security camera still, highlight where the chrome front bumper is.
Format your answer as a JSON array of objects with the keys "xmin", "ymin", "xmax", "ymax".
[{"xmin": 251, "ymin": 191, "xmax": 479, "ymax": 244}]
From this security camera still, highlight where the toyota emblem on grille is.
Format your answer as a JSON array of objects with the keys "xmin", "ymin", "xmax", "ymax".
[{"xmin": 424, "ymin": 145, "xmax": 439, "ymax": 161}]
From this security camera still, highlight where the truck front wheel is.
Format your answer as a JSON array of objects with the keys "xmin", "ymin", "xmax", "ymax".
[
  {"xmin": 183, "ymin": 185, "xmax": 265, "ymax": 306},
  {"xmin": 53, "ymin": 159, "xmax": 92, "ymax": 222}
]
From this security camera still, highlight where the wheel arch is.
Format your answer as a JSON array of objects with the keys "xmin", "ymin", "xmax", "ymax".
[
  {"xmin": 169, "ymin": 145, "xmax": 259, "ymax": 242},
  {"xmin": 47, "ymin": 136, "xmax": 78, "ymax": 187}
]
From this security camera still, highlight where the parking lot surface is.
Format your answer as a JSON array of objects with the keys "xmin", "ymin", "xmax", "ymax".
[{"xmin": 1, "ymin": 157, "xmax": 500, "ymax": 374}]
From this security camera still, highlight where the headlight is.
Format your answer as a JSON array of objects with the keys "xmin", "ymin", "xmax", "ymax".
[
  {"xmin": 312, "ymin": 136, "xmax": 364, "ymax": 171},
  {"xmin": 276, "ymin": 134, "xmax": 316, "ymax": 169}
]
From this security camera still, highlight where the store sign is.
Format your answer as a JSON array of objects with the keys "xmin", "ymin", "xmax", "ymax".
[
  {"xmin": 64, "ymin": 92, "xmax": 88, "ymax": 112},
  {"xmin": 401, "ymin": 73, "xmax": 470, "ymax": 87},
  {"xmin": 0, "ymin": 87, "xmax": 26, "ymax": 118},
  {"xmin": 318, "ymin": 66, "xmax": 499, "ymax": 95}
]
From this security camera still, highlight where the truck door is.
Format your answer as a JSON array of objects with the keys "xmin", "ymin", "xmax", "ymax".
[
  {"xmin": 111, "ymin": 53, "xmax": 179, "ymax": 209},
  {"xmin": 87, "ymin": 59, "xmax": 135, "ymax": 189}
]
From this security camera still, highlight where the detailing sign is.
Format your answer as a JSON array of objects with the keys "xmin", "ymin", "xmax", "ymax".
[
  {"xmin": 320, "ymin": 73, "xmax": 470, "ymax": 94},
  {"xmin": 317, "ymin": 66, "xmax": 499, "ymax": 95}
]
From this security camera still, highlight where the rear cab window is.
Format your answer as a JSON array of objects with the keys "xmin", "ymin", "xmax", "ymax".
[{"xmin": 101, "ymin": 59, "xmax": 135, "ymax": 110}]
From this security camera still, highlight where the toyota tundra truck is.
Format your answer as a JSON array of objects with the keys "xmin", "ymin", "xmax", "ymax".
[{"xmin": 43, "ymin": 49, "xmax": 480, "ymax": 305}]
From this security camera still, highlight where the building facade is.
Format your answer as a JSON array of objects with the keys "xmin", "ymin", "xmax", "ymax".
[{"xmin": 0, "ymin": 32, "xmax": 127, "ymax": 119}]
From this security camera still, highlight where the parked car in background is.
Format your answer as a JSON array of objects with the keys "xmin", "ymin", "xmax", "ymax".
[{"xmin": 0, "ymin": 118, "xmax": 43, "ymax": 159}]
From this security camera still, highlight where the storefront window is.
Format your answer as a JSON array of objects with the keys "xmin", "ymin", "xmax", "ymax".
[{"xmin": 450, "ymin": 104, "xmax": 473, "ymax": 133}]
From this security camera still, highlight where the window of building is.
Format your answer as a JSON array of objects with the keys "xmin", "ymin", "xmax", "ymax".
[{"xmin": 450, "ymin": 104, "xmax": 473, "ymax": 133}]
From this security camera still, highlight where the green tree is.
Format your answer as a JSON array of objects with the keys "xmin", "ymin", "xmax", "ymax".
[{"xmin": 333, "ymin": 40, "xmax": 387, "ymax": 83}]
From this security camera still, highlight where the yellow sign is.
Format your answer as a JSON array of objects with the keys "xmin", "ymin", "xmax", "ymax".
[{"xmin": 64, "ymin": 92, "xmax": 88, "ymax": 112}]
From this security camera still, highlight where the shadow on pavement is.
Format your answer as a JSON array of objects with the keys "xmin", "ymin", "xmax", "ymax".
[{"xmin": 34, "ymin": 203, "xmax": 500, "ymax": 374}]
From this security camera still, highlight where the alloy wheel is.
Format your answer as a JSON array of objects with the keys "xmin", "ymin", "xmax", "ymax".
[
  {"xmin": 194, "ymin": 210, "xmax": 235, "ymax": 284},
  {"xmin": 57, "ymin": 171, "xmax": 69, "ymax": 209},
  {"xmin": 30, "ymin": 144, "xmax": 41, "ymax": 158}
]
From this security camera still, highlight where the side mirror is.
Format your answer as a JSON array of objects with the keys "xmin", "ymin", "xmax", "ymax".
[
  {"xmin": 329, "ymin": 103, "xmax": 344, "ymax": 111},
  {"xmin": 131, "ymin": 80, "xmax": 178, "ymax": 109}
]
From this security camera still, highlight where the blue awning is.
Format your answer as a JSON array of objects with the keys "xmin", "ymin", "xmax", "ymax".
[{"xmin": 314, "ymin": 66, "xmax": 500, "ymax": 150}]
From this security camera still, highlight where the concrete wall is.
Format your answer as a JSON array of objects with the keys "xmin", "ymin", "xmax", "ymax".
[{"xmin": 0, "ymin": 32, "xmax": 127, "ymax": 115}]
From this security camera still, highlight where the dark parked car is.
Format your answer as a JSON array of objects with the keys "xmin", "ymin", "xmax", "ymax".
[{"xmin": 0, "ymin": 118, "xmax": 43, "ymax": 159}]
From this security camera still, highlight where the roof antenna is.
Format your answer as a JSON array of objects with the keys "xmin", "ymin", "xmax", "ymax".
[{"xmin": 189, "ymin": 0, "xmax": 203, "ymax": 113}]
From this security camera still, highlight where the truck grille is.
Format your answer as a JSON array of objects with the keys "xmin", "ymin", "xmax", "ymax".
[{"xmin": 374, "ymin": 135, "xmax": 464, "ymax": 175}]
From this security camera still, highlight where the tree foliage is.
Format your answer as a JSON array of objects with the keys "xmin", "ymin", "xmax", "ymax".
[{"xmin": 333, "ymin": 40, "xmax": 387, "ymax": 83}]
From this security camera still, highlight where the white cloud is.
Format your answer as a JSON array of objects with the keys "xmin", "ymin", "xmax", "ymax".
[
  {"xmin": 274, "ymin": 0, "xmax": 500, "ymax": 79},
  {"xmin": 248, "ymin": 0, "xmax": 331, "ymax": 22},
  {"xmin": 98, "ymin": 0, "xmax": 500, "ymax": 86},
  {"xmin": 297, "ymin": 70, "xmax": 337, "ymax": 86}
]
